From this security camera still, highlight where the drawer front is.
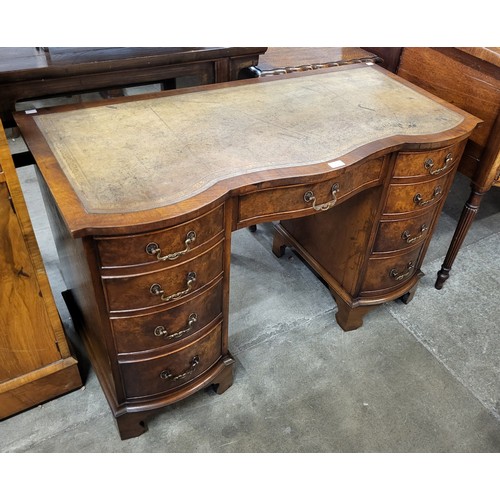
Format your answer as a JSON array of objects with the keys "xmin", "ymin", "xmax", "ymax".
[
  {"xmin": 111, "ymin": 279, "xmax": 223, "ymax": 353},
  {"xmin": 238, "ymin": 157, "xmax": 383, "ymax": 225},
  {"xmin": 96, "ymin": 204, "xmax": 224, "ymax": 269},
  {"xmin": 103, "ymin": 240, "xmax": 224, "ymax": 313},
  {"xmin": 373, "ymin": 211, "xmax": 435, "ymax": 253},
  {"xmin": 119, "ymin": 323, "xmax": 223, "ymax": 398},
  {"xmin": 362, "ymin": 245, "xmax": 423, "ymax": 292},
  {"xmin": 384, "ymin": 176, "xmax": 449, "ymax": 215},
  {"xmin": 393, "ymin": 142, "xmax": 464, "ymax": 179}
]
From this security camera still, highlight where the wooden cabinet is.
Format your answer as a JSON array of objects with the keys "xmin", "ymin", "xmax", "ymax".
[{"xmin": 0, "ymin": 122, "xmax": 81, "ymax": 419}]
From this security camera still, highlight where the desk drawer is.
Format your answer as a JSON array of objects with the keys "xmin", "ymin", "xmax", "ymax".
[
  {"xmin": 393, "ymin": 142, "xmax": 465, "ymax": 180},
  {"xmin": 384, "ymin": 176, "xmax": 449, "ymax": 215},
  {"xmin": 103, "ymin": 240, "xmax": 224, "ymax": 313},
  {"xmin": 362, "ymin": 245, "xmax": 423, "ymax": 292},
  {"xmin": 238, "ymin": 158, "xmax": 383, "ymax": 225},
  {"xmin": 119, "ymin": 323, "xmax": 222, "ymax": 398},
  {"xmin": 373, "ymin": 211, "xmax": 435, "ymax": 253},
  {"xmin": 111, "ymin": 279, "xmax": 223, "ymax": 353},
  {"xmin": 96, "ymin": 205, "xmax": 224, "ymax": 269}
]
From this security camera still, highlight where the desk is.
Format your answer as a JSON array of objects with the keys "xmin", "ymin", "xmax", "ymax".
[{"xmin": 15, "ymin": 64, "xmax": 478, "ymax": 439}]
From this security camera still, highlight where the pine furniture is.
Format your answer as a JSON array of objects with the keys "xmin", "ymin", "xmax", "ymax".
[{"xmin": 0, "ymin": 121, "xmax": 81, "ymax": 419}]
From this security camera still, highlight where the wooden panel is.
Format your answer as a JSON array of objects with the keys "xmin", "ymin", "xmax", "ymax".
[
  {"xmin": 0, "ymin": 121, "xmax": 81, "ymax": 418},
  {"xmin": 0, "ymin": 182, "xmax": 62, "ymax": 381}
]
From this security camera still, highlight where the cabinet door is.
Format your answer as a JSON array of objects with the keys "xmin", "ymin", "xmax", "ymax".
[{"xmin": 0, "ymin": 181, "xmax": 62, "ymax": 382}]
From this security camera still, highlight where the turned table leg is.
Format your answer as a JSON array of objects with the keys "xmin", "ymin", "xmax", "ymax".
[{"xmin": 435, "ymin": 186, "xmax": 486, "ymax": 289}]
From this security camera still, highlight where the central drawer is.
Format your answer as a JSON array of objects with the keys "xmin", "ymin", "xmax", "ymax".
[
  {"xmin": 238, "ymin": 157, "xmax": 384, "ymax": 226},
  {"xmin": 119, "ymin": 323, "xmax": 223, "ymax": 399},
  {"xmin": 102, "ymin": 240, "xmax": 224, "ymax": 313}
]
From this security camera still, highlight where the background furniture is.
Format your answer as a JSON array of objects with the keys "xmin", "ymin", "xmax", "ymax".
[
  {"xmin": 15, "ymin": 64, "xmax": 478, "ymax": 439},
  {"xmin": 250, "ymin": 47, "xmax": 380, "ymax": 76},
  {"xmin": 366, "ymin": 47, "xmax": 500, "ymax": 288},
  {"xmin": 0, "ymin": 121, "xmax": 81, "ymax": 419}
]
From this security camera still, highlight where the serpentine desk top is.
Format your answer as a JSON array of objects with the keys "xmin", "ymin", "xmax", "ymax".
[{"xmin": 16, "ymin": 64, "xmax": 471, "ymax": 235}]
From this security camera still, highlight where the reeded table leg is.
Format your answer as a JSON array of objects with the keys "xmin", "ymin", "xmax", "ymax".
[{"xmin": 435, "ymin": 186, "xmax": 486, "ymax": 289}]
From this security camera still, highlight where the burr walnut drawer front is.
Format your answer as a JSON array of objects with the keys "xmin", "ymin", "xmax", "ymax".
[
  {"xmin": 102, "ymin": 240, "xmax": 224, "ymax": 313},
  {"xmin": 119, "ymin": 323, "xmax": 223, "ymax": 398},
  {"xmin": 383, "ymin": 175, "xmax": 450, "ymax": 215},
  {"xmin": 238, "ymin": 157, "xmax": 384, "ymax": 225},
  {"xmin": 361, "ymin": 245, "xmax": 423, "ymax": 293},
  {"xmin": 393, "ymin": 142, "xmax": 465, "ymax": 180},
  {"xmin": 96, "ymin": 204, "xmax": 224, "ymax": 269},
  {"xmin": 373, "ymin": 211, "xmax": 435, "ymax": 253},
  {"xmin": 111, "ymin": 279, "xmax": 223, "ymax": 353}
]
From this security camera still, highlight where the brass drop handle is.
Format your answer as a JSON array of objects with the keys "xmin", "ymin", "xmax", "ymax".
[
  {"xmin": 150, "ymin": 271, "xmax": 197, "ymax": 302},
  {"xmin": 424, "ymin": 152, "xmax": 453, "ymax": 175},
  {"xmin": 390, "ymin": 261, "xmax": 414, "ymax": 281},
  {"xmin": 414, "ymin": 186, "xmax": 442, "ymax": 207},
  {"xmin": 304, "ymin": 183, "xmax": 340, "ymax": 211},
  {"xmin": 401, "ymin": 224, "xmax": 428, "ymax": 244},
  {"xmin": 159, "ymin": 355, "xmax": 200, "ymax": 381},
  {"xmin": 154, "ymin": 313, "xmax": 198, "ymax": 340},
  {"xmin": 146, "ymin": 231, "xmax": 196, "ymax": 261}
]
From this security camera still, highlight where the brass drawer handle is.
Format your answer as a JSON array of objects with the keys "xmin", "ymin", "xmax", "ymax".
[
  {"xmin": 145, "ymin": 231, "xmax": 196, "ymax": 261},
  {"xmin": 424, "ymin": 152, "xmax": 453, "ymax": 175},
  {"xmin": 154, "ymin": 313, "xmax": 198, "ymax": 340},
  {"xmin": 414, "ymin": 186, "xmax": 442, "ymax": 207},
  {"xmin": 401, "ymin": 224, "xmax": 428, "ymax": 244},
  {"xmin": 390, "ymin": 261, "xmax": 414, "ymax": 281},
  {"xmin": 159, "ymin": 355, "xmax": 200, "ymax": 381},
  {"xmin": 150, "ymin": 271, "xmax": 197, "ymax": 302},
  {"xmin": 304, "ymin": 183, "xmax": 340, "ymax": 211}
]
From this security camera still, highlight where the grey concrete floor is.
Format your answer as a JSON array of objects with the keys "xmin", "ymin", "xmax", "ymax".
[{"xmin": 1, "ymin": 125, "xmax": 500, "ymax": 453}]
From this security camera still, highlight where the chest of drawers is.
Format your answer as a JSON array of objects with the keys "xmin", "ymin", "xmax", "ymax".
[{"xmin": 15, "ymin": 64, "xmax": 479, "ymax": 439}]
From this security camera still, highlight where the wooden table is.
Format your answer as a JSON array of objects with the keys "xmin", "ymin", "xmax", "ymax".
[{"xmin": 15, "ymin": 63, "xmax": 478, "ymax": 439}]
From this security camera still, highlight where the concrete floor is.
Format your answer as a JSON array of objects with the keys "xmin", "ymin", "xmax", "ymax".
[{"xmin": 1, "ymin": 122, "xmax": 500, "ymax": 452}]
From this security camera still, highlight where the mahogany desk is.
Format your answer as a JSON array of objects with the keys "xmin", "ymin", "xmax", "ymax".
[{"xmin": 15, "ymin": 64, "xmax": 479, "ymax": 439}]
